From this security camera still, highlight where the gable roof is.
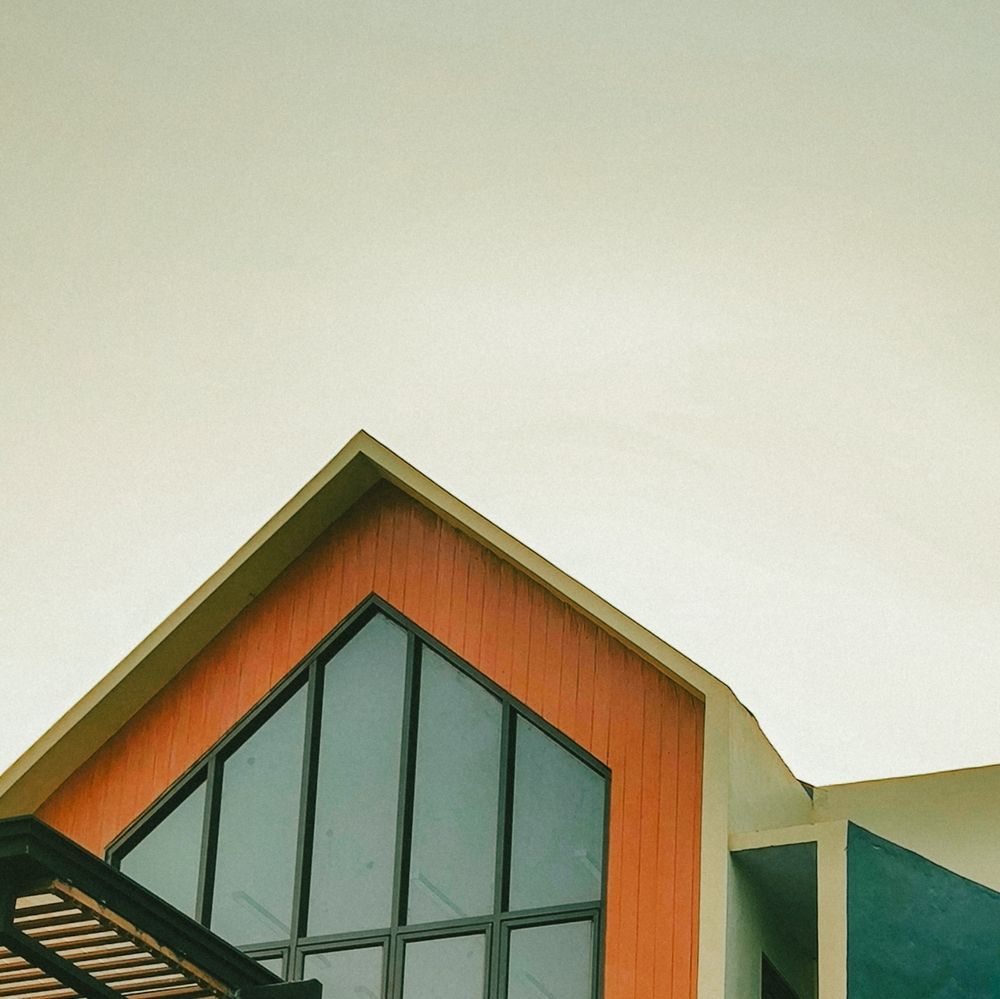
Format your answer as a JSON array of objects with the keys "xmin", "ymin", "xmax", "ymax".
[{"xmin": 0, "ymin": 430, "xmax": 730, "ymax": 817}]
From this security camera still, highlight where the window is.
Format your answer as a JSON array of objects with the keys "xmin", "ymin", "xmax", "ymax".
[{"xmin": 110, "ymin": 598, "xmax": 608, "ymax": 999}]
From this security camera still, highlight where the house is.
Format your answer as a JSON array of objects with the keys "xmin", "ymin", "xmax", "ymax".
[{"xmin": 1, "ymin": 431, "xmax": 998, "ymax": 999}]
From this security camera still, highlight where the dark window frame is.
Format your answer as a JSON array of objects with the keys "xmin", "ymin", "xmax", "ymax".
[{"xmin": 107, "ymin": 594, "xmax": 610, "ymax": 999}]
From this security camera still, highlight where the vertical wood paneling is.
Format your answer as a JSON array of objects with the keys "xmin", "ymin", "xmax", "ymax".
[
  {"xmin": 654, "ymin": 679, "xmax": 680, "ymax": 997},
  {"xmin": 510, "ymin": 572, "xmax": 532, "ymax": 703},
  {"xmin": 543, "ymin": 604, "xmax": 564, "ymax": 723},
  {"xmin": 465, "ymin": 545, "xmax": 486, "ymax": 669},
  {"xmin": 449, "ymin": 524, "xmax": 470, "ymax": 656},
  {"xmin": 635, "ymin": 669, "xmax": 662, "ymax": 997},
  {"xmin": 36, "ymin": 481, "xmax": 704, "ymax": 999},
  {"xmin": 492, "ymin": 560, "xmax": 516, "ymax": 694},
  {"xmin": 525, "ymin": 586, "xmax": 547, "ymax": 711},
  {"xmin": 556, "ymin": 612, "xmax": 579, "ymax": 737},
  {"xmin": 434, "ymin": 519, "xmax": 456, "ymax": 639},
  {"xmin": 576, "ymin": 620, "xmax": 596, "ymax": 747},
  {"xmin": 618, "ymin": 650, "xmax": 645, "ymax": 999}
]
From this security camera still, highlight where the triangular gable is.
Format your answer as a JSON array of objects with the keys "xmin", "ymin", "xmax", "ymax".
[
  {"xmin": 0, "ymin": 431, "xmax": 723, "ymax": 819},
  {"xmin": 13, "ymin": 453, "xmax": 711, "ymax": 999}
]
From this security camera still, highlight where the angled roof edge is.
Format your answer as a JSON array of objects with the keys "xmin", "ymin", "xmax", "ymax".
[
  {"xmin": 816, "ymin": 760, "xmax": 1000, "ymax": 794},
  {"xmin": 0, "ymin": 429, "xmax": 736, "ymax": 817}
]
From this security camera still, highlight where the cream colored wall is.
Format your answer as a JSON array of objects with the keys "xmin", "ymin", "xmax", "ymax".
[
  {"xmin": 727, "ymin": 823, "xmax": 848, "ymax": 999},
  {"xmin": 718, "ymin": 703, "xmax": 1000, "ymax": 999},
  {"xmin": 725, "ymin": 856, "xmax": 817, "ymax": 999},
  {"xmin": 697, "ymin": 686, "xmax": 733, "ymax": 999},
  {"xmin": 723, "ymin": 698, "xmax": 816, "ymax": 997},
  {"xmin": 815, "ymin": 822, "xmax": 847, "ymax": 999},
  {"xmin": 725, "ymin": 757, "xmax": 1000, "ymax": 999},
  {"xmin": 814, "ymin": 765, "xmax": 1000, "ymax": 892},
  {"xmin": 728, "ymin": 699, "xmax": 813, "ymax": 834}
]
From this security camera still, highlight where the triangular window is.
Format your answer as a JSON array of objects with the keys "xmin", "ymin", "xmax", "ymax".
[{"xmin": 111, "ymin": 600, "xmax": 608, "ymax": 999}]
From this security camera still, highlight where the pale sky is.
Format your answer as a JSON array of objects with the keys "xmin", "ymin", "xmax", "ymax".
[{"xmin": 2, "ymin": 2, "xmax": 999, "ymax": 788}]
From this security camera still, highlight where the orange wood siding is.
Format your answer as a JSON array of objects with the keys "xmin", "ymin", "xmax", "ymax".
[{"xmin": 38, "ymin": 482, "xmax": 704, "ymax": 999}]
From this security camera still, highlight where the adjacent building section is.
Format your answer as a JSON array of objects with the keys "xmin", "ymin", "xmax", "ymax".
[{"xmin": 847, "ymin": 823, "xmax": 1000, "ymax": 999}]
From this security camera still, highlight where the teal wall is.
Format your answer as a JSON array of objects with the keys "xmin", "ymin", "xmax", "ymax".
[{"xmin": 847, "ymin": 823, "xmax": 1000, "ymax": 998}]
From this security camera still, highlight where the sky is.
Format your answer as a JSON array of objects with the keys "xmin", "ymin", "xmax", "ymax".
[{"xmin": 2, "ymin": 2, "xmax": 999, "ymax": 787}]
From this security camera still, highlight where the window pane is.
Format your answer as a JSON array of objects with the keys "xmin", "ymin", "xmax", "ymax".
[
  {"xmin": 255, "ymin": 956, "xmax": 284, "ymax": 977},
  {"xmin": 212, "ymin": 685, "xmax": 308, "ymax": 945},
  {"xmin": 303, "ymin": 947, "xmax": 383, "ymax": 999},
  {"xmin": 507, "ymin": 921, "xmax": 593, "ymax": 999},
  {"xmin": 509, "ymin": 719, "xmax": 606, "ymax": 910},
  {"xmin": 308, "ymin": 614, "xmax": 408, "ymax": 934},
  {"xmin": 407, "ymin": 648, "xmax": 502, "ymax": 924},
  {"xmin": 120, "ymin": 780, "xmax": 205, "ymax": 917},
  {"xmin": 403, "ymin": 934, "xmax": 486, "ymax": 999}
]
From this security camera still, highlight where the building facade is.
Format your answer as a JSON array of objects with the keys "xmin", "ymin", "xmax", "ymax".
[{"xmin": 2, "ymin": 432, "xmax": 998, "ymax": 998}]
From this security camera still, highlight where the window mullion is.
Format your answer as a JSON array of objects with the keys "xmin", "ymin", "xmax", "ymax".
[
  {"xmin": 388, "ymin": 633, "xmax": 422, "ymax": 997},
  {"xmin": 288, "ymin": 661, "xmax": 324, "ymax": 971},
  {"xmin": 489, "ymin": 705, "xmax": 516, "ymax": 999},
  {"xmin": 495, "ymin": 705, "xmax": 516, "ymax": 916},
  {"xmin": 195, "ymin": 757, "xmax": 222, "ymax": 927},
  {"xmin": 113, "ymin": 600, "xmax": 608, "ymax": 999}
]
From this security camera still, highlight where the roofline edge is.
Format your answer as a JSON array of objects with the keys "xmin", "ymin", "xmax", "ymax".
[
  {"xmin": 0, "ymin": 433, "xmax": 381, "ymax": 815},
  {"xmin": 0, "ymin": 429, "xmax": 734, "ymax": 817}
]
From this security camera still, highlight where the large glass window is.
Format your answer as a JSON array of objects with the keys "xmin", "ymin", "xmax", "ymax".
[{"xmin": 110, "ymin": 599, "xmax": 608, "ymax": 999}]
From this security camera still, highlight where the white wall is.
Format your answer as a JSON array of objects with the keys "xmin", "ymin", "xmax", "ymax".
[{"xmin": 729, "ymin": 699, "xmax": 813, "ymax": 834}]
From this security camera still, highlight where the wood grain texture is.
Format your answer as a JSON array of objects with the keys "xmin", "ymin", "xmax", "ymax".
[{"xmin": 37, "ymin": 481, "xmax": 704, "ymax": 999}]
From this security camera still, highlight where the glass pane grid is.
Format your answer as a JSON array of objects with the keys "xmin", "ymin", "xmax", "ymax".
[{"xmin": 111, "ymin": 601, "xmax": 608, "ymax": 999}]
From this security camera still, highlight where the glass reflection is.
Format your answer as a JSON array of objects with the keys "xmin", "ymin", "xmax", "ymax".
[
  {"xmin": 303, "ymin": 946, "xmax": 383, "ymax": 999},
  {"xmin": 507, "ymin": 921, "xmax": 593, "ymax": 999},
  {"xmin": 509, "ymin": 719, "xmax": 606, "ymax": 910},
  {"xmin": 407, "ymin": 648, "xmax": 502, "ymax": 923},
  {"xmin": 308, "ymin": 615, "xmax": 408, "ymax": 935},
  {"xmin": 403, "ymin": 934, "xmax": 486, "ymax": 999},
  {"xmin": 255, "ymin": 956, "xmax": 284, "ymax": 977},
  {"xmin": 212, "ymin": 686, "xmax": 307, "ymax": 945},
  {"xmin": 120, "ymin": 779, "xmax": 205, "ymax": 917}
]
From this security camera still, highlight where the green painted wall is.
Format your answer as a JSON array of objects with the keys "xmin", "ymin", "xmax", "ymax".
[{"xmin": 848, "ymin": 823, "xmax": 1000, "ymax": 998}]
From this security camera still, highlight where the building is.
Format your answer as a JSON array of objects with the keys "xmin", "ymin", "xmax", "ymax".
[
  {"xmin": 0, "ymin": 814, "xmax": 282, "ymax": 999},
  {"xmin": 1, "ymin": 431, "xmax": 998, "ymax": 999}
]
